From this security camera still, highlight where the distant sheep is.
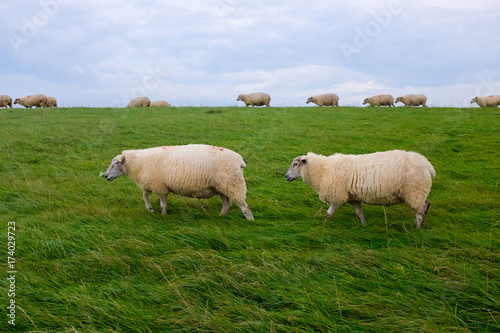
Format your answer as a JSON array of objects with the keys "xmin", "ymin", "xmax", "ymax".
[
  {"xmin": 46, "ymin": 96, "xmax": 58, "ymax": 108},
  {"xmin": 285, "ymin": 150, "xmax": 435, "ymax": 228},
  {"xmin": 0, "ymin": 95, "xmax": 12, "ymax": 108},
  {"xmin": 150, "ymin": 100, "xmax": 171, "ymax": 107},
  {"xmin": 470, "ymin": 95, "xmax": 500, "ymax": 108},
  {"xmin": 395, "ymin": 94, "xmax": 427, "ymax": 107},
  {"xmin": 14, "ymin": 94, "xmax": 48, "ymax": 108},
  {"xmin": 363, "ymin": 94, "xmax": 394, "ymax": 107},
  {"xmin": 104, "ymin": 144, "xmax": 254, "ymax": 220},
  {"xmin": 237, "ymin": 92, "xmax": 271, "ymax": 107},
  {"xmin": 306, "ymin": 93, "xmax": 339, "ymax": 107},
  {"xmin": 127, "ymin": 96, "xmax": 151, "ymax": 107}
]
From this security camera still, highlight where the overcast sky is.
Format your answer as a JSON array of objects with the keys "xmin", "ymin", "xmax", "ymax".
[{"xmin": 2, "ymin": 0, "xmax": 499, "ymax": 107}]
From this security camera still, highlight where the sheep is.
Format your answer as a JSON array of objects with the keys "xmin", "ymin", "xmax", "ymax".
[
  {"xmin": 14, "ymin": 94, "xmax": 48, "ymax": 108},
  {"xmin": 363, "ymin": 94, "xmax": 395, "ymax": 107},
  {"xmin": 0, "ymin": 95, "xmax": 12, "ymax": 108},
  {"xmin": 285, "ymin": 150, "xmax": 435, "ymax": 228},
  {"xmin": 150, "ymin": 100, "xmax": 171, "ymax": 107},
  {"xmin": 395, "ymin": 94, "xmax": 427, "ymax": 107},
  {"xmin": 237, "ymin": 92, "xmax": 271, "ymax": 107},
  {"xmin": 127, "ymin": 96, "xmax": 151, "ymax": 107},
  {"xmin": 104, "ymin": 144, "xmax": 254, "ymax": 220},
  {"xmin": 470, "ymin": 95, "xmax": 500, "ymax": 108},
  {"xmin": 306, "ymin": 93, "xmax": 339, "ymax": 107},
  {"xmin": 46, "ymin": 96, "xmax": 58, "ymax": 108}
]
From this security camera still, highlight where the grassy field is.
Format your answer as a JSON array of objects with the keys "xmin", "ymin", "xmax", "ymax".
[{"xmin": 0, "ymin": 105, "xmax": 498, "ymax": 332}]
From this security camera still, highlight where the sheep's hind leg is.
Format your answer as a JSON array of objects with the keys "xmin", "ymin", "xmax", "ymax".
[
  {"xmin": 326, "ymin": 204, "xmax": 339, "ymax": 219},
  {"xmin": 143, "ymin": 191, "xmax": 155, "ymax": 212},
  {"xmin": 414, "ymin": 200, "xmax": 430, "ymax": 228},
  {"xmin": 235, "ymin": 200, "xmax": 254, "ymax": 221},
  {"xmin": 219, "ymin": 194, "xmax": 232, "ymax": 215},
  {"xmin": 351, "ymin": 201, "xmax": 366, "ymax": 225},
  {"xmin": 159, "ymin": 194, "xmax": 168, "ymax": 215}
]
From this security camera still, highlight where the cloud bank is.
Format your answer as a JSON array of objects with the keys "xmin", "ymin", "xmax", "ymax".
[{"xmin": 2, "ymin": 0, "xmax": 499, "ymax": 107}]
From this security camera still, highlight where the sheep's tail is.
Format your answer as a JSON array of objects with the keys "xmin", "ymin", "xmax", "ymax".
[{"xmin": 428, "ymin": 164, "xmax": 436, "ymax": 179}]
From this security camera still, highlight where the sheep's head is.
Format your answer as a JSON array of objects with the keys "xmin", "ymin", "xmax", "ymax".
[
  {"xmin": 285, "ymin": 156, "xmax": 307, "ymax": 182},
  {"xmin": 306, "ymin": 97, "xmax": 313, "ymax": 104},
  {"xmin": 395, "ymin": 97, "xmax": 403, "ymax": 103},
  {"xmin": 470, "ymin": 97, "xmax": 478, "ymax": 104},
  {"xmin": 105, "ymin": 155, "xmax": 126, "ymax": 181},
  {"xmin": 14, "ymin": 99, "xmax": 20, "ymax": 105},
  {"xmin": 362, "ymin": 98, "xmax": 369, "ymax": 105},
  {"xmin": 236, "ymin": 94, "xmax": 243, "ymax": 101}
]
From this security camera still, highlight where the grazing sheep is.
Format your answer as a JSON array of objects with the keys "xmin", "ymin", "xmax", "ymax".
[
  {"xmin": 395, "ymin": 94, "xmax": 427, "ymax": 107},
  {"xmin": 127, "ymin": 96, "xmax": 151, "ymax": 107},
  {"xmin": 237, "ymin": 92, "xmax": 271, "ymax": 107},
  {"xmin": 470, "ymin": 95, "xmax": 500, "ymax": 108},
  {"xmin": 306, "ymin": 93, "xmax": 339, "ymax": 107},
  {"xmin": 104, "ymin": 144, "xmax": 254, "ymax": 220},
  {"xmin": 46, "ymin": 96, "xmax": 58, "ymax": 108},
  {"xmin": 363, "ymin": 94, "xmax": 395, "ymax": 107},
  {"xmin": 285, "ymin": 150, "xmax": 435, "ymax": 228},
  {"xmin": 14, "ymin": 94, "xmax": 48, "ymax": 108},
  {"xmin": 150, "ymin": 100, "xmax": 171, "ymax": 107},
  {"xmin": 0, "ymin": 95, "xmax": 12, "ymax": 108}
]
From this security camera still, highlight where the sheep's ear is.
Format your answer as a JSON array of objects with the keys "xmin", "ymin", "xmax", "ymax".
[{"xmin": 115, "ymin": 156, "xmax": 125, "ymax": 164}]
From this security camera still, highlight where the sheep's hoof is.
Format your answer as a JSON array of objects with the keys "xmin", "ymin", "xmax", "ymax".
[{"xmin": 148, "ymin": 208, "xmax": 155, "ymax": 213}]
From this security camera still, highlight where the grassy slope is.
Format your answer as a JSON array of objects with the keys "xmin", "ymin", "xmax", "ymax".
[{"xmin": 0, "ymin": 106, "xmax": 498, "ymax": 332}]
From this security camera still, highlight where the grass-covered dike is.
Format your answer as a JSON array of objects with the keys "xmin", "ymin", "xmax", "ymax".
[{"xmin": 0, "ymin": 106, "xmax": 499, "ymax": 332}]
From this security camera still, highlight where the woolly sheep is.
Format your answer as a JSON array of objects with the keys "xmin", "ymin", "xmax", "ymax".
[
  {"xmin": 150, "ymin": 100, "xmax": 171, "ymax": 107},
  {"xmin": 14, "ymin": 94, "xmax": 48, "ymax": 108},
  {"xmin": 104, "ymin": 144, "xmax": 254, "ymax": 220},
  {"xmin": 0, "ymin": 95, "xmax": 12, "ymax": 108},
  {"xmin": 285, "ymin": 150, "xmax": 435, "ymax": 228},
  {"xmin": 237, "ymin": 92, "xmax": 271, "ymax": 107},
  {"xmin": 127, "ymin": 96, "xmax": 151, "ymax": 107},
  {"xmin": 46, "ymin": 96, "xmax": 58, "ymax": 108},
  {"xmin": 306, "ymin": 93, "xmax": 339, "ymax": 107},
  {"xmin": 395, "ymin": 94, "xmax": 427, "ymax": 107},
  {"xmin": 363, "ymin": 94, "xmax": 395, "ymax": 107},
  {"xmin": 470, "ymin": 95, "xmax": 500, "ymax": 108}
]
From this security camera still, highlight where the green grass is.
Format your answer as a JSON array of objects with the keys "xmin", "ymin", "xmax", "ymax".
[{"xmin": 0, "ymin": 106, "xmax": 499, "ymax": 332}]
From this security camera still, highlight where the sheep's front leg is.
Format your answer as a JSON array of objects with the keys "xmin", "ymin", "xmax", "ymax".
[
  {"xmin": 158, "ymin": 194, "xmax": 168, "ymax": 215},
  {"xmin": 235, "ymin": 200, "xmax": 254, "ymax": 221},
  {"xmin": 219, "ymin": 194, "xmax": 232, "ymax": 215},
  {"xmin": 326, "ymin": 204, "xmax": 339, "ymax": 218},
  {"xmin": 351, "ymin": 201, "xmax": 366, "ymax": 225},
  {"xmin": 143, "ymin": 191, "xmax": 155, "ymax": 212}
]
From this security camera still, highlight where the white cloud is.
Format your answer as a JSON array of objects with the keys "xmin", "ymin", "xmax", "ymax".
[
  {"xmin": 1, "ymin": 0, "xmax": 499, "ymax": 107},
  {"xmin": 413, "ymin": 0, "xmax": 500, "ymax": 10}
]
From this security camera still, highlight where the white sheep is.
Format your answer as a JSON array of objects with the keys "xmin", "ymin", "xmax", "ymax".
[
  {"xmin": 285, "ymin": 150, "xmax": 435, "ymax": 228},
  {"xmin": 0, "ymin": 95, "xmax": 12, "ymax": 108},
  {"xmin": 237, "ymin": 92, "xmax": 271, "ymax": 107},
  {"xmin": 306, "ymin": 93, "xmax": 339, "ymax": 107},
  {"xmin": 46, "ymin": 96, "xmax": 58, "ymax": 108},
  {"xmin": 395, "ymin": 94, "xmax": 427, "ymax": 107},
  {"xmin": 104, "ymin": 144, "xmax": 254, "ymax": 220},
  {"xmin": 363, "ymin": 94, "xmax": 394, "ymax": 107},
  {"xmin": 470, "ymin": 95, "xmax": 500, "ymax": 108},
  {"xmin": 150, "ymin": 100, "xmax": 171, "ymax": 107},
  {"xmin": 127, "ymin": 96, "xmax": 151, "ymax": 107},
  {"xmin": 14, "ymin": 94, "xmax": 48, "ymax": 108}
]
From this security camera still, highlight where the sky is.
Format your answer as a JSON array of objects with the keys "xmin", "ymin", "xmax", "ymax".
[{"xmin": 1, "ymin": 0, "xmax": 500, "ymax": 107}]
